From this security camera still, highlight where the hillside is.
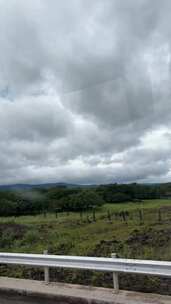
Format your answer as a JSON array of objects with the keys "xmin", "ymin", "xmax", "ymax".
[{"xmin": 0, "ymin": 199, "xmax": 171, "ymax": 295}]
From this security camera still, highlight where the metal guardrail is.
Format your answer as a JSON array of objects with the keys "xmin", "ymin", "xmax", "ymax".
[{"xmin": 0, "ymin": 252, "xmax": 171, "ymax": 293}]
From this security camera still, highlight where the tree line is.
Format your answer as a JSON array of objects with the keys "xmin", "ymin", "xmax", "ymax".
[{"xmin": 0, "ymin": 182, "xmax": 170, "ymax": 216}]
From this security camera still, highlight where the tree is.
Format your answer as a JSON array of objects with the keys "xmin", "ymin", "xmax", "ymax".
[{"xmin": 57, "ymin": 190, "xmax": 104, "ymax": 212}]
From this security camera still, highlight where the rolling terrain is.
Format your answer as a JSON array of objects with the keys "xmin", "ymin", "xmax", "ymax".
[{"xmin": 0, "ymin": 199, "xmax": 170, "ymax": 295}]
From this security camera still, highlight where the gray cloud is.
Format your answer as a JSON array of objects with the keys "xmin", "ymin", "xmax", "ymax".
[{"xmin": 0, "ymin": 0, "xmax": 171, "ymax": 184}]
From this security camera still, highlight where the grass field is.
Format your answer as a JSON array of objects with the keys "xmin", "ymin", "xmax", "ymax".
[{"xmin": 0, "ymin": 199, "xmax": 171, "ymax": 294}]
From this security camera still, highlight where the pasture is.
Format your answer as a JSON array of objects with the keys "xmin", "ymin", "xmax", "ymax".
[{"xmin": 0, "ymin": 199, "xmax": 171, "ymax": 294}]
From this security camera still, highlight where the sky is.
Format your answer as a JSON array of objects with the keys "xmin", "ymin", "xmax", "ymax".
[{"xmin": 0, "ymin": 0, "xmax": 171, "ymax": 185}]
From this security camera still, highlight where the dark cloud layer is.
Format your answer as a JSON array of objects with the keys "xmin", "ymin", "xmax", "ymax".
[{"xmin": 0, "ymin": 0, "xmax": 171, "ymax": 184}]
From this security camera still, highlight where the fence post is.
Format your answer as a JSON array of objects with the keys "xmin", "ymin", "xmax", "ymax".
[
  {"xmin": 43, "ymin": 250, "xmax": 49, "ymax": 284},
  {"xmin": 111, "ymin": 253, "xmax": 119, "ymax": 294}
]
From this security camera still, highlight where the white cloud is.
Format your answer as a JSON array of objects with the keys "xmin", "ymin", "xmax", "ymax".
[{"xmin": 0, "ymin": 0, "xmax": 171, "ymax": 184}]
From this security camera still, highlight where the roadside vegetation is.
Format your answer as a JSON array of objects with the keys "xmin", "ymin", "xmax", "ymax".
[{"xmin": 0, "ymin": 183, "xmax": 171, "ymax": 295}]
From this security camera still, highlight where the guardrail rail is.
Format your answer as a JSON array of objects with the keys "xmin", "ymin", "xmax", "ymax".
[{"xmin": 0, "ymin": 252, "xmax": 171, "ymax": 293}]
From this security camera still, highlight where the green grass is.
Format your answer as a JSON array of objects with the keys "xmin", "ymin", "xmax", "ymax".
[
  {"xmin": 0, "ymin": 199, "xmax": 171, "ymax": 256},
  {"xmin": 102, "ymin": 199, "xmax": 171, "ymax": 212},
  {"xmin": 0, "ymin": 199, "xmax": 171, "ymax": 294},
  {"xmin": 1, "ymin": 198, "xmax": 171, "ymax": 223}
]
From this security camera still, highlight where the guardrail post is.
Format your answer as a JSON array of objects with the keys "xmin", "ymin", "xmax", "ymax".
[
  {"xmin": 43, "ymin": 250, "xmax": 49, "ymax": 284},
  {"xmin": 111, "ymin": 253, "xmax": 119, "ymax": 294}
]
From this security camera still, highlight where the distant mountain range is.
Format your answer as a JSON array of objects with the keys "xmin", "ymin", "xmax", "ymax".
[
  {"xmin": 0, "ymin": 182, "xmax": 95, "ymax": 191},
  {"xmin": 0, "ymin": 181, "xmax": 169, "ymax": 191}
]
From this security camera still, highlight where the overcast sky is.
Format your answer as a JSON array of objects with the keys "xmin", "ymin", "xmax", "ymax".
[{"xmin": 0, "ymin": 0, "xmax": 171, "ymax": 185}]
